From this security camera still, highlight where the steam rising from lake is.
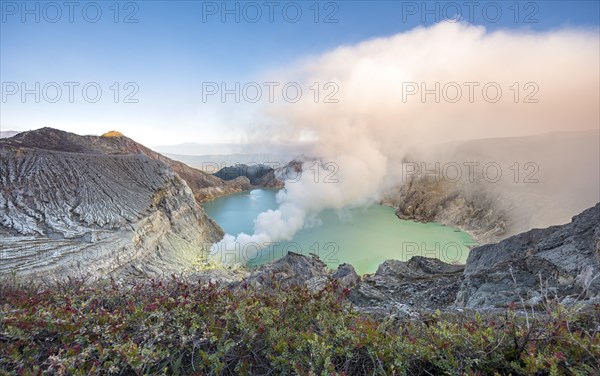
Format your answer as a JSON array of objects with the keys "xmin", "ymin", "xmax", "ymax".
[{"xmin": 211, "ymin": 22, "xmax": 600, "ymax": 264}]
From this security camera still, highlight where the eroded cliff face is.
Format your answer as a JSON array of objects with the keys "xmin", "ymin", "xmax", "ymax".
[
  {"xmin": 383, "ymin": 177, "xmax": 509, "ymax": 244},
  {"xmin": 384, "ymin": 130, "xmax": 600, "ymax": 245},
  {"xmin": 0, "ymin": 129, "xmax": 228, "ymax": 279}
]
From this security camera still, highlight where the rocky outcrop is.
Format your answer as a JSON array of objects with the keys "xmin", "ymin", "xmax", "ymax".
[
  {"xmin": 456, "ymin": 203, "xmax": 600, "ymax": 308},
  {"xmin": 254, "ymin": 169, "xmax": 285, "ymax": 188},
  {"xmin": 232, "ymin": 252, "xmax": 359, "ymax": 293},
  {"xmin": 246, "ymin": 252, "xmax": 334, "ymax": 290},
  {"xmin": 253, "ymin": 159, "xmax": 322, "ymax": 189},
  {"xmin": 214, "ymin": 164, "xmax": 274, "ymax": 185},
  {"xmin": 214, "ymin": 251, "xmax": 462, "ymax": 313},
  {"xmin": 169, "ymin": 162, "xmax": 250, "ymax": 202},
  {"xmin": 348, "ymin": 257, "xmax": 464, "ymax": 313},
  {"xmin": 383, "ymin": 177, "xmax": 509, "ymax": 244},
  {"xmin": 0, "ymin": 128, "xmax": 232, "ymax": 279}
]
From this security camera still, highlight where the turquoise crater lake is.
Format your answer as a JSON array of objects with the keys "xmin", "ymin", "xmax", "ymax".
[{"xmin": 204, "ymin": 189, "xmax": 476, "ymax": 275}]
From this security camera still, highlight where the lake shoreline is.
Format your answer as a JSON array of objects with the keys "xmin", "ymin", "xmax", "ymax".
[
  {"xmin": 205, "ymin": 186, "xmax": 483, "ymax": 248},
  {"xmin": 203, "ymin": 189, "xmax": 477, "ymax": 274}
]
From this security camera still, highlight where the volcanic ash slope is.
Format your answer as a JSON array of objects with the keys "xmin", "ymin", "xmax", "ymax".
[{"xmin": 0, "ymin": 130, "xmax": 227, "ymax": 279}]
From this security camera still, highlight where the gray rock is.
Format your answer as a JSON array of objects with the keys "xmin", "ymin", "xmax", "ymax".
[
  {"xmin": 0, "ymin": 128, "xmax": 232, "ymax": 279},
  {"xmin": 245, "ymin": 252, "xmax": 329, "ymax": 289},
  {"xmin": 456, "ymin": 203, "xmax": 600, "ymax": 308},
  {"xmin": 331, "ymin": 263, "xmax": 359, "ymax": 290},
  {"xmin": 214, "ymin": 164, "xmax": 274, "ymax": 185},
  {"xmin": 349, "ymin": 256, "xmax": 465, "ymax": 311},
  {"xmin": 240, "ymin": 253, "xmax": 359, "ymax": 294}
]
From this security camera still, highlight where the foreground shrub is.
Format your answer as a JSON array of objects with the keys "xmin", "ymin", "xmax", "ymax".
[{"xmin": 0, "ymin": 276, "xmax": 598, "ymax": 375}]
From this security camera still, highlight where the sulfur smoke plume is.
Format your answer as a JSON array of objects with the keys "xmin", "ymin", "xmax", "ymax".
[{"xmin": 211, "ymin": 22, "xmax": 600, "ymax": 264}]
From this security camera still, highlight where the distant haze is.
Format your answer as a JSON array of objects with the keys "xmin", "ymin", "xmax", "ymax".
[
  {"xmin": 163, "ymin": 153, "xmax": 294, "ymax": 173},
  {"xmin": 153, "ymin": 142, "xmax": 308, "ymax": 157},
  {"xmin": 0, "ymin": 131, "xmax": 20, "ymax": 139}
]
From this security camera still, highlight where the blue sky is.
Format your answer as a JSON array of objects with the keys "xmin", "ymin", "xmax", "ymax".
[{"xmin": 1, "ymin": 0, "xmax": 599, "ymax": 146}]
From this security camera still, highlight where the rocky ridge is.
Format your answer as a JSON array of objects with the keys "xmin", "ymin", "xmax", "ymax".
[
  {"xmin": 0, "ymin": 128, "xmax": 246, "ymax": 278},
  {"xmin": 213, "ymin": 164, "xmax": 275, "ymax": 185},
  {"xmin": 203, "ymin": 159, "xmax": 305, "ymax": 189},
  {"xmin": 1, "ymin": 128, "xmax": 250, "ymax": 202}
]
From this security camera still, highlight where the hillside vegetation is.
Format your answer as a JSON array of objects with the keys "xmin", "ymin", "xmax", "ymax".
[{"xmin": 1, "ymin": 277, "xmax": 598, "ymax": 375}]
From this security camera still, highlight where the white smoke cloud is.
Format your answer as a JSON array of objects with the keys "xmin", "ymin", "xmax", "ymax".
[
  {"xmin": 210, "ymin": 150, "xmax": 387, "ymax": 263},
  {"xmin": 211, "ymin": 22, "xmax": 599, "ymax": 264}
]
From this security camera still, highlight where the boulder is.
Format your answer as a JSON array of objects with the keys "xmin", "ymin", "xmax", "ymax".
[
  {"xmin": 456, "ymin": 203, "xmax": 600, "ymax": 308},
  {"xmin": 348, "ymin": 256, "xmax": 465, "ymax": 312}
]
